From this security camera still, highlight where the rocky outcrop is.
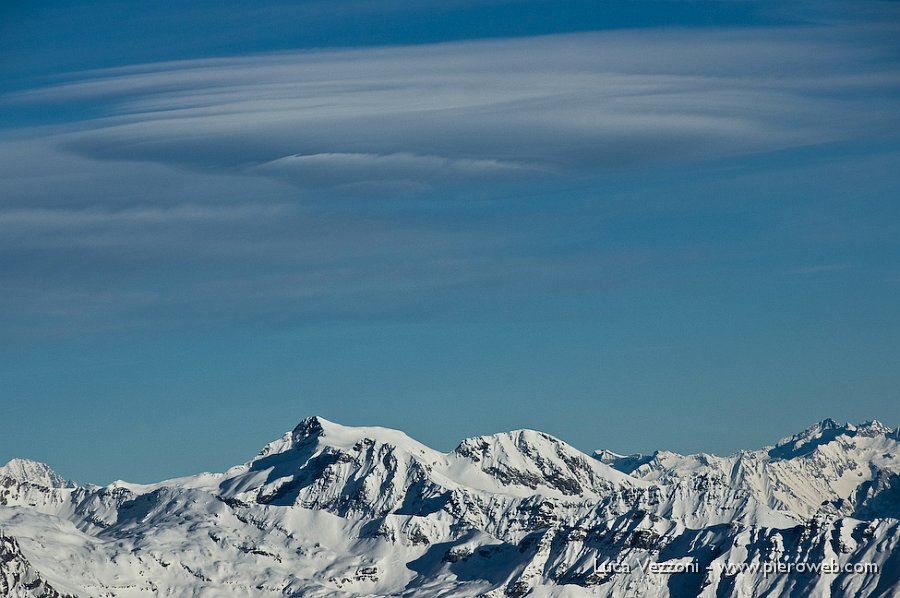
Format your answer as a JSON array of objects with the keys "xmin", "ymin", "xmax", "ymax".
[{"xmin": 0, "ymin": 534, "xmax": 73, "ymax": 598}]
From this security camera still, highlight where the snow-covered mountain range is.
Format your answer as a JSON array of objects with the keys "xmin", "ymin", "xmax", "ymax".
[{"xmin": 1, "ymin": 417, "xmax": 898, "ymax": 597}]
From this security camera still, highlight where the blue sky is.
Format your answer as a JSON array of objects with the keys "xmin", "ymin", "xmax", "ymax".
[{"xmin": 2, "ymin": 0, "xmax": 899, "ymax": 483}]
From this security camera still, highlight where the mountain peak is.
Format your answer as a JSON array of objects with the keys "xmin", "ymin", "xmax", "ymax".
[
  {"xmin": 3, "ymin": 416, "xmax": 900, "ymax": 596},
  {"xmin": 283, "ymin": 416, "xmax": 435, "ymax": 456},
  {"xmin": 769, "ymin": 418, "xmax": 856, "ymax": 460},
  {"xmin": 291, "ymin": 415, "xmax": 330, "ymax": 441},
  {"xmin": 454, "ymin": 428, "xmax": 639, "ymax": 495},
  {"xmin": 856, "ymin": 419, "xmax": 896, "ymax": 437},
  {"xmin": 0, "ymin": 458, "xmax": 73, "ymax": 489}
]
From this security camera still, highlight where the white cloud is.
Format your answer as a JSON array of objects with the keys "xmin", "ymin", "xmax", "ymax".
[
  {"xmin": 1, "ymin": 24, "xmax": 898, "ymax": 339},
  {"xmin": 0, "ymin": 204, "xmax": 290, "ymax": 229},
  {"xmin": 251, "ymin": 152, "xmax": 545, "ymax": 191},
  {"xmin": 6, "ymin": 27, "xmax": 896, "ymax": 194}
]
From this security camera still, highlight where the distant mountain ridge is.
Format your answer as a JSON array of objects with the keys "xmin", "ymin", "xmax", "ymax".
[{"xmin": 1, "ymin": 416, "xmax": 898, "ymax": 597}]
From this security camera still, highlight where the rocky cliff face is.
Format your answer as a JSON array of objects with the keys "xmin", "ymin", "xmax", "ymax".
[
  {"xmin": 0, "ymin": 534, "xmax": 72, "ymax": 598},
  {"xmin": 1, "ymin": 417, "xmax": 898, "ymax": 597}
]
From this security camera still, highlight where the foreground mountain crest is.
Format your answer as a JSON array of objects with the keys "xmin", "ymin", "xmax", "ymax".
[{"xmin": 1, "ymin": 417, "xmax": 898, "ymax": 597}]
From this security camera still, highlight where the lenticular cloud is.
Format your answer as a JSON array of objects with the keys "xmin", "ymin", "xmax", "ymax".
[{"xmin": 11, "ymin": 28, "xmax": 898, "ymax": 194}]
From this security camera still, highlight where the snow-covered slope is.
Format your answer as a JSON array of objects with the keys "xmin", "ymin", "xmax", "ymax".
[
  {"xmin": 604, "ymin": 419, "xmax": 900, "ymax": 523},
  {"xmin": 0, "ymin": 534, "xmax": 73, "ymax": 598},
  {"xmin": 1, "ymin": 416, "xmax": 898, "ymax": 597}
]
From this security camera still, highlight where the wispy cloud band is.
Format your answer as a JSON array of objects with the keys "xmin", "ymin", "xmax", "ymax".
[
  {"xmin": 1, "ymin": 24, "xmax": 898, "ymax": 340},
  {"xmin": 8, "ymin": 28, "xmax": 899, "ymax": 193}
]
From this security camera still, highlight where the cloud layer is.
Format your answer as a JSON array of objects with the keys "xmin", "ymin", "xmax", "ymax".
[
  {"xmin": 2, "ymin": 25, "xmax": 899, "ymax": 340},
  {"xmin": 12, "ymin": 27, "xmax": 900, "ymax": 191}
]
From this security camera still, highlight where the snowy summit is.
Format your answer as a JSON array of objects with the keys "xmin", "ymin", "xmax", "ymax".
[{"xmin": 2, "ymin": 416, "xmax": 899, "ymax": 597}]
